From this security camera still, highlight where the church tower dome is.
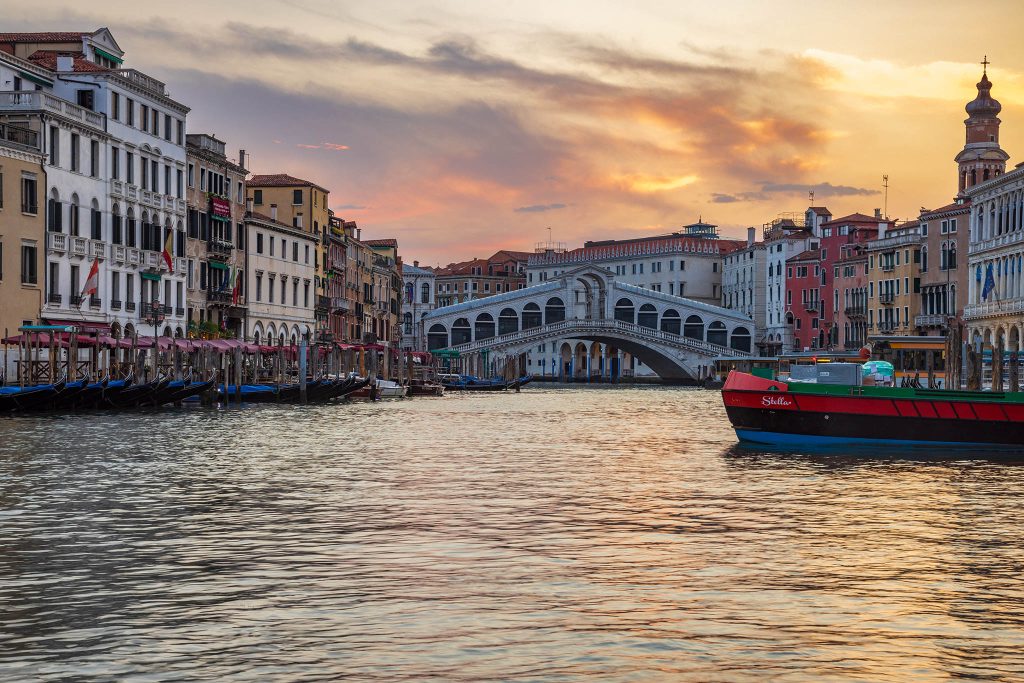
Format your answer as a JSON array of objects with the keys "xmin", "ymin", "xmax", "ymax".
[{"xmin": 955, "ymin": 57, "xmax": 1009, "ymax": 194}]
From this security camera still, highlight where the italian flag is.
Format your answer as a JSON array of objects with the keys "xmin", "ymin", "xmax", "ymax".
[
  {"xmin": 80, "ymin": 258, "xmax": 100, "ymax": 303},
  {"xmin": 162, "ymin": 231, "xmax": 174, "ymax": 273}
]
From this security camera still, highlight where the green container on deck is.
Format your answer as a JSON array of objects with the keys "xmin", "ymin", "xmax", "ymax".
[{"xmin": 751, "ymin": 367, "xmax": 775, "ymax": 380}]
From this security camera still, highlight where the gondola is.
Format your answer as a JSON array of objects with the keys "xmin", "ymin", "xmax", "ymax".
[
  {"xmin": 216, "ymin": 383, "xmax": 279, "ymax": 403},
  {"xmin": 101, "ymin": 375, "xmax": 170, "ymax": 409},
  {"xmin": 70, "ymin": 376, "xmax": 109, "ymax": 409},
  {"xmin": 159, "ymin": 373, "xmax": 217, "ymax": 405},
  {"xmin": 0, "ymin": 378, "xmax": 66, "ymax": 412}
]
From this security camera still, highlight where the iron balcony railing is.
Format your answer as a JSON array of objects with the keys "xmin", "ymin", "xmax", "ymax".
[{"xmin": 879, "ymin": 292, "xmax": 896, "ymax": 304}]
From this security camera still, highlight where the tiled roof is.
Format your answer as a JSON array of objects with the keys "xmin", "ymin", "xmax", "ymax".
[
  {"xmin": 808, "ymin": 207, "xmax": 832, "ymax": 215},
  {"xmin": 247, "ymin": 173, "xmax": 329, "ymax": 193},
  {"xmin": 821, "ymin": 212, "xmax": 886, "ymax": 226},
  {"xmin": 789, "ymin": 249, "xmax": 821, "ymax": 262},
  {"xmin": 27, "ymin": 51, "xmax": 108, "ymax": 73},
  {"xmin": 247, "ymin": 211, "xmax": 301, "ymax": 231},
  {"xmin": 493, "ymin": 250, "xmax": 533, "ymax": 261},
  {"xmin": 0, "ymin": 32, "xmax": 87, "ymax": 42},
  {"xmin": 364, "ymin": 238, "xmax": 398, "ymax": 247},
  {"xmin": 920, "ymin": 201, "xmax": 970, "ymax": 217}
]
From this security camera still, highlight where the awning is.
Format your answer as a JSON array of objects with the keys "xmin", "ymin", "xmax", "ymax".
[
  {"xmin": 17, "ymin": 70, "xmax": 53, "ymax": 87},
  {"xmin": 140, "ymin": 272, "xmax": 162, "ymax": 281},
  {"xmin": 208, "ymin": 261, "xmax": 229, "ymax": 271},
  {"xmin": 93, "ymin": 47, "xmax": 123, "ymax": 64},
  {"xmin": 210, "ymin": 214, "xmax": 231, "ymax": 223},
  {"xmin": 44, "ymin": 319, "xmax": 111, "ymax": 332},
  {"xmin": 889, "ymin": 341, "xmax": 945, "ymax": 350}
]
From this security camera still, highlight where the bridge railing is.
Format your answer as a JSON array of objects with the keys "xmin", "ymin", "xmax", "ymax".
[{"xmin": 439, "ymin": 318, "xmax": 747, "ymax": 358}]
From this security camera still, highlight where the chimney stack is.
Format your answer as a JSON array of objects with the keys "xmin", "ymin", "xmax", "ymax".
[
  {"xmin": 245, "ymin": 198, "xmax": 253, "ymax": 214},
  {"xmin": 270, "ymin": 203, "xmax": 277, "ymax": 221},
  {"xmin": 747, "ymin": 226, "xmax": 755, "ymax": 246},
  {"xmin": 238, "ymin": 149, "xmax": 246, "ymax": 170},
  {"xmin": 56, "ymin": 55, "xmax": 74, "ymax": 72},
  {"xmin": 874, "ymin": 208, "xmax": 882, "ymax": 219},
  {"xmin": 414, "ymin": 260, "xmax": 419, "ymax": 267}
]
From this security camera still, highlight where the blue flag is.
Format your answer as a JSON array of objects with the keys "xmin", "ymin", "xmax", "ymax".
[{"xmin": 982, "ymin": 263, "xmax": 996, "ymax": 301}]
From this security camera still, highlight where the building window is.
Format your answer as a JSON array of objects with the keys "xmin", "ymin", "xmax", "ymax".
[
  {"xmin": 49, "ymin": 126, "xmax": 59, "ymax": 166},
  {"xmin": 21, "ymin": 243, "xmax": 37, "ymax": 284},
  {"xmin": 257, "ymin": 232, "xmax": 264, "ymax": 254},
  {"xmin": 21, "ymin": 174, "xmax": 38, "ymax": 215},
  {"xmin": 292, "ymin": 189, "xmax": 302, "ymax": 205},
  {"xmin": 126, "ymin": 151, "xmax": 134, "ymax": 184},
  {"xmin": 253, "ymin": 189, "xmax": 263, "ymax": 205}
]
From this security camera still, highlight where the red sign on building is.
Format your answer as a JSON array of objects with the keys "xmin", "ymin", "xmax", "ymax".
[{"xmin": 211, "ymin": 196, "xmax": 231, "ymax": 218}]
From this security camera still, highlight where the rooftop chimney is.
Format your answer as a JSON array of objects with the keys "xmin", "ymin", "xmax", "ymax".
[
  {"xmin": 874, "ymin": 208, "xmax": 882, "ymax": 219},
  {"xmin": 238, "ymin": 149, "xmax": 247, "ymax": 170},
  {"xmin": 245, "ymin": 198, "xmax": 253, "ymax": 214},
  {"xmin": 56, "ymin": 55, "xmax": 74, "ymax": 72},
  {"xmin": 270, "ymin": 204, "xmax": 277, "ymax": 221},
  {"xmin": 414, "ymin": 260, "xmax": 419, "ymax": 267},
  {"xmin": 747, "ymin": 226, "xmax": 755, "ymax": 246}
]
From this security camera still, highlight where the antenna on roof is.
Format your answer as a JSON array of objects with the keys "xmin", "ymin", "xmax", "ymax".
[
  {"xmin": 808, "ymin": 189, "xmax": 814, "ymax": 205},
  {"xmin": 882, "ymin": 174, "xmax": 889, "ymax": 218}
]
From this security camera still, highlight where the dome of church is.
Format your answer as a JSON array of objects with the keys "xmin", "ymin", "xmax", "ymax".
[{"xmin": 966, "ymin": 72, "xmax": 1002, "ymax": 118}]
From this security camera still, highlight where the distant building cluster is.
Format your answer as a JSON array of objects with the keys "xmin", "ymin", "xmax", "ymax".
[{"xmin": 0, "ymin": 29, "xmax": 404, "ymax": 354}]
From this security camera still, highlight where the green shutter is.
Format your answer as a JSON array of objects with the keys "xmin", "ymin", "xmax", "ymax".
[{"xmin": 93, "ymin": 47, "xmax": 123, "ymax": 65}]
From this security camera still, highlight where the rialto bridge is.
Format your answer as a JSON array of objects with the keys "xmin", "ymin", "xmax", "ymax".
[{"xmin": 421, "ymin": 265, "xmax": 754, "ymax": 382}]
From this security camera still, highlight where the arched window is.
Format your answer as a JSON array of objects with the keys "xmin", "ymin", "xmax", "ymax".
[
  {"xmin": 90, "ymin": 198, "xmax": 101, "ymax": 240},
  {"xmin": 545, "ymin": 297, "xmax": 565, "ymax": 324},
  {"xmin": 660, "ymin": 309, "xmax": 681, "ymax": 335},
  {"xmin": 637, "ymin": 303, "xmax": 657, "ymax": 329},
  {"xmin": 70, "ymin": 193, "xmax": 80, "ymax": 236},
  {"xmin": 421, "ymin": 282, "xmax": 430, "ymax": 304},
  {"xmin": 614, "ymin": 298, "xmax": 635, "ymax": 323},
  {"xmin": 111, "ymin": 203, "xmax": 122, "ymax": 244},
  {"xmin": 948, "ymin": 243, "xmax": 957, "ymax": 269},
  {"xmin": 126, "ymin": 207, "xmax": 137, "ymax": 247},
  {"xmin": 683, "ymin": 315, "xmax": 704, "ymax": 340},
  {"xmin": 427, "ymin": 324, "xmax": 448, "ymax": 351},
  {"xmin": 451, "ymin": 318, "xmax": 471, "ymax": 345},
  {"xmin": 403, "ymin": 312, "xmax": 412, "ymax": 334},
  {"xmin": 707, "ymin": 321, "xmax": 727, "ymax": 346},
  {"xmin": 522, "ymin": 303, "xmax": 542, "ymax": 329},
  {"xmin": 730, "ymin": 326, "xmax": 751, "ymax": 352},
  {"xmin": 47, "ymin": 189, "xmax": 62, "ymax": 232},
  {"xmin": 498, "ymin": 307, "xmax": 518, "ymax": 335},
  {"xmin": 474, "ymin": 312, "xmax": 495, "ymax": 340}
]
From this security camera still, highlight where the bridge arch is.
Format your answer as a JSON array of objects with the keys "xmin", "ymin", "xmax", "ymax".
[
  {"xmin": 498, "ymin": 308, "xmax": 519, "ymax": 335},
  {"xmin": 637, "ymin": 303, "xmax": 657, "ymax": 329},
  {"xmin": 614, "ymin": 298, "xmax": 635, "ymax": 323},
  {"xmin": 730, "ymin": 326, "xmax": 752, "ymax": 352},
  {"xmin": 707, "ymin": 321, "xmax": 727, "ymax": 347},
  {"xmin": 661, "ymin": 309, "xmax": 681, "ymax": 335},
  {"xmin": 452, "ymin": 318, "xmax": 471, "ymax": 345},
  {"xmin": 684, "ymin": 315, "xmax": 704, "ymax": 340},
  {"xmin": 545, "ymin": 297, "xmax": 566, "ymax": 324},
  {"xmin": 475, "ymin": 312, "xmax": 495, "ymax": 340},
  {"xmin": 427, "ymin": 323, "xmax": 448, "ymax": 350},
  {"xmin": 523, "ymin": 302, "xmax": 542, "ymax": 329}
]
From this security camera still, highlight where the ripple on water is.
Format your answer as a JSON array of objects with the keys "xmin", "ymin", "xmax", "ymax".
[{"xmin": 2, "ymin": 386, "xmax": 1024, "ymax": 681}]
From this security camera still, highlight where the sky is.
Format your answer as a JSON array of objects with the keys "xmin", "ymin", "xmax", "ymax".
[{"xmin": 5, "ymin": 0, "xmax": 1024, "ymax": 265}]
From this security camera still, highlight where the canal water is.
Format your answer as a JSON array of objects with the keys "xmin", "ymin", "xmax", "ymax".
[{"xmin": 2, "ymin": 387, "xmax": 1024, "ymax": 681}]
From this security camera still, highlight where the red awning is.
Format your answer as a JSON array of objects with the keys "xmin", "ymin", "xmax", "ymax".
[{"xmin": 44, "ymin": 319, "xmax": 111, "ymax": 332}]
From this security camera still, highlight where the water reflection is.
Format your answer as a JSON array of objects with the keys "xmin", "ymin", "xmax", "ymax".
[{"xmin": 2, "ymin": 388, "xmax": 1023, "ymax": 680}]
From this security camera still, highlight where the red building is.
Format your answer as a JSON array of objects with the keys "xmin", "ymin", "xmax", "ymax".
[{"xmin": 785, "ymin": 211, "xmax": 891, "ymax": 350}]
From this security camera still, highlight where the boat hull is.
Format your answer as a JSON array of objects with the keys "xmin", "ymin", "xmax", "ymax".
[{"xmin": 723, "ymin": 371, "xmax": 1024, "ymax": 450}]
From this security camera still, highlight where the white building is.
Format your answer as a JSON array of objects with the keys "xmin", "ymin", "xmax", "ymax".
[
  {"xmin": 0, "ymin": 29, "xmax": 189, "ymax": 338},
  {"xmin": 722, "ymin": 227, "xmax": 767, "ymax": 349},
  {"xmin": 245, "ymin": 211, "xmax": 317, "ymax": 344},
  {"xmin": 964, "ymin": 163, "xmax": 1024, "ymax": 352},
  {"xmin": 401, "ymin": 262, "xmax": 436, "ymax": 351}
]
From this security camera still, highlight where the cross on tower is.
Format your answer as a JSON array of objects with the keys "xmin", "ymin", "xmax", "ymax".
[{"xmin": 981, "ymin": 55, "xmax": 990, "ymax": 74}]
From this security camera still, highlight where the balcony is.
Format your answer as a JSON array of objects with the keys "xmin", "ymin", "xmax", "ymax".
[
  {"xmin": 844, "ymin": 305, "xmax": 867, "ymax": 319},
  {"xmin": 0, "ymin": 91, "xmax": 104, "ymax": 129},
  {"xmin": 89, "ymin": 240, "xmax": 106, "ymax": 259},
  {"xmin": 175, "ymin": 307, "xmax": 184, "ymax": 317},
  {"xmin": 0, "ymin": 122, "xmax": 39, "ymax": 150},
  {"xmin": 176, "ymin": 257, "xmax": 188, "ymax": 273},
  {"xmin": 48, "ymin": 293, "xmax": 62, "ymax": 305},
  {"xmin": 48, "ymin": 232, "xmax": 67, "ymax": 253},
  {"xmin": 140, "ymin": 302, "xmax": 168, "ymax": 319},
  {"xmin": 112, "ymin": 68, "xmax": 167, "ymax": 97},
  {"xmin": 126, "ymin": 301, "xmax": 136, "ymax": 312},
  {"xmin": 803, "ymin": 300, "xmax": 821, "ymax": 313},
  {"xmin": 879, "ymin": 292, "xmax": 896, "ymax": 305},
  {"xmin": 207, "ymin": 291, "xmax": 233, "ymax": 305},
  {"xmin": 207, "ymin": 239, "xmax": 233, "ymax": 260},
  {"xmin": 881, "ymin": 263, "xmax": 895, "ymax": 272},
  {"xmin": 878, "ymin": 321, "xmax": 896, "ymax": 334},
  {"xmin": 71, "ymin": 236, "xmax": 88, "ymax": 256},
  {"xmin": 331, "ymin": 297, "xmax": 351, "ymax": 312},
  {"xmin": 915, "ymin": 314, "xmax": 947, "ymax": 328},
  {"xmin": 70, "ymin": 295, "xmax": 83, "ymax": 306},
  {"xmin": 113, "ymin": 246, "xmax": 127, "ymax": 263},
  {"xmin": 969, "ymin": 230, "xmax": 1024, "ymax": 256},
  {"xmin": 964, "ymin": 299, "xmax": 1024, "ymax": 320},
  {"xmin": 127, "ymin": 248, "xmax": 142, "ymax": 265},
  {"xmin": 111, "ymin": 299, "xmax": 122, "ymax": 311},
  {"xmin": 89, "ymin": 296, "xmax": 101, "ymax": 310}
]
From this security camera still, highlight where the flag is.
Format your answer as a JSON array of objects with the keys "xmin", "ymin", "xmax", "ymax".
[
  {"xmin": 232, "ymin": 269, "xmax": 242, "ymax": 304},
  {"xmin": 982, "ymin": 263, "xmax": 996, "ymax": 301},
  {"xmin": 221, "ymin": 266, "xmax": 231, "ymax": 291},
  {"xmin": 161, "ymin": 231, "xmax": 174, "ymax": 273},
  {"xmin": 80, "ymin": 258, "xmax": 100, "ymax": 303}
]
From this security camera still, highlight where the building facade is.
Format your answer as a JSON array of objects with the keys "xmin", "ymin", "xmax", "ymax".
[
  {"xmin": 0, "ymin": 122, "xmax": 45, "ymax": 368},
  {"xmin": 833, "ymin": 243, "xmax": 869, "ymax": 349},
  {"xmin": 436, "ymin": 250, "xmax": 530, "ymax": 307},
  {"xmin": 185, "ymin": 134, "xmax": 247, "ymax": 338},
  {"xmin": 915, "ymin": 202, "xmax": 969, "ymax": 336},
  {"xmin": 244, "ymin": 212, "xmax": 316, "ymax": 344},
  {"xmin": 864, "ymin": 220, "xmax": 922, "ymax": 337},
  {"xmin": 401, "ymin": 262, "xmax": 436, "ymax": 351},
  {"xmin": 721, "ymin": 228, "xmax": 766, "ymax": 348}
]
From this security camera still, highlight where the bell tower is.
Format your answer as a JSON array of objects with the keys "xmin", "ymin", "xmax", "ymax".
[{"xmin": 956, "ymin": 57, "xmax": 1009, "ymax": 194}]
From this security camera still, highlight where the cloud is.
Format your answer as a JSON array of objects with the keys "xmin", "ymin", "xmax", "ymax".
[
  {"xmin": 514, "ymin": 203, "xmax": 567, "ymax": 213},
  {"xmin": 712, "ymin": 181, "xmax": 878, "ymax": 203},
  {"xmin": 335, "ymin": 203, "xmax": 368, "ymax": 210}
]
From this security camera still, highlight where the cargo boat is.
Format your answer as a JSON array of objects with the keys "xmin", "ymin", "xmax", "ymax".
[{"xmin": 722, "ymin": 370, "xmax": 1024, "ymax": 450}]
